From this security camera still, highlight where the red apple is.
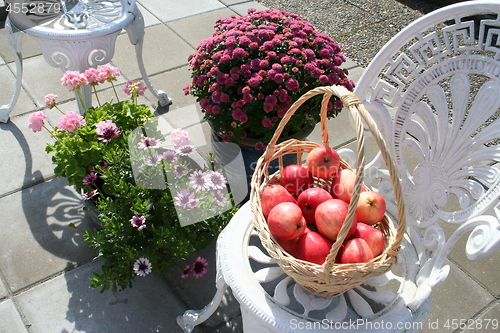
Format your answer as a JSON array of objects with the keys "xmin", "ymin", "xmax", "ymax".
[
  {"xmin": 280, "ymin": 164, "xmax": 314, "ymax": 196},
  {"xmin": 267, "ymin": 202, "xmax": 306, "ymax": 240},
  {"xmin": 339, "ymin": 238, "xmax": 374, "ymax": 264},
  {"xmin": 356, "ymin": 191, "xmax": 386, "ymax": 225},
  {"xmin": 296, "ymin": 187, "xmax": 333, "ymax": 225},
  {"xmin": 353, "ymin": 223, "xmax": 385, "ymax": 257},
  {"xmin": 277, "ymin": 238, "xmax": 298, "ymax": 257},
  {"xmin": 296, "ymin": 230, "xmax": 333, "ymax": 265},
  {"xmin": 331, "ymin": 168, "xmax": 366, "ymax": 203},
  {"xmin": 315, "ymin": 199, "xmax": 358, "ymax": 241},
  {"xmin": 306, "ymin": 146, "xmax": 341, "ymax": 179},
  {"xmin": 261, "ymin": 184, "xmax": 297, "ymax": 219}
]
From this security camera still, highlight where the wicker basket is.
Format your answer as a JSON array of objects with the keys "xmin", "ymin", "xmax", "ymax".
[{"xmin": 250, "ymin": 85, "xmax": 406, "ymax": 298}]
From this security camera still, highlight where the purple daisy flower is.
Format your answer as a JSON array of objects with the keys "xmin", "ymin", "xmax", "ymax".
[
  {"xmin": 130, "ymin": 215, "xmax": 147, "ymax": 231},
  {"xmin": 207, "ymin": 171, "xmax": 227, "ymax": 190},
  {"xmin": 181, "ymin": 265, "xmax": 191, "ymax": 278},
  {"xmin": 138, "ymin": 137, "xmax": 162, "ymax": 150},
  {"xmin": 82, "ymin": 189, "xmax": 99, "ymax": 201},
  {"xmin": 95, "ymin": 120, "xmax": 120, "ymax": 142},
  {"xmin": 174, "ymin": 164, "xmax": 186, "ymax": 178},
  {"xmin": 82, "ymin": 172, "xmax": 98, "ymax": 185},
  {"xmin": 133, "ymin": 257, "xmax": 152, "ymax": 276},
  {"xmin": 162, "ymin": 150, "xmax": 177, "ymax": 164},
  {"xmin": 191, "ymin": 257, "xmax": 208, "ymax": 278},
  {"xmin": 210, "ymin": 190, "xmax": 228, "ymax": 207},
  {"xmin": 146, "ymin": 153, "xmax": 162, "ymax": 167},
  {"xmin": 189, "ymin": 170, "xmax": 212, "ymax": 191},
  {"xmin": 176, "ymin": 144, "xmax": 195, "ymax": 156},
  {"xmin": 173, "ymin": 189, "xmax": 199, "ymax": 209}
]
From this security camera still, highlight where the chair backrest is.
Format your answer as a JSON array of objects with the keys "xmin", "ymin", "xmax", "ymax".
[{"xmin": 354, "ymin": 0, "xmax": 500, "ymax": 310}]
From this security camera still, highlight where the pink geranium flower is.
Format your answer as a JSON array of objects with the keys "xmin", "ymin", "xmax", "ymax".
[
  {"xmin": 171, "ymin": 128, "xmax": 190, "ymax": 150},
  {"xmin": 28, "ymin": 111, "xmax": 47, "ymax": 132},
  {"xmin": 57, "ymin": 111, "xmax": 86, "ymax": 133},
  {"xmin": 61, "ymin": 70, "xmax": 88, "ymax": 91},
  {"xmin": 98, "ymin": 65, "xmax": 121, "ymax": 83},
  {"xmin": 83, "ymin": 68, "xmax": 100, "ymax": 86},
  {"xmin": 44, "ymin": 94, "xmax": 58, "ymax": 108},
  {"xmin": 124, "ymin": 80, "xmax": 147, "ymax": 98}
]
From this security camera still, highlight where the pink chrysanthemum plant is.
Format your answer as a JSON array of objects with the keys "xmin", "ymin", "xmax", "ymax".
[
  {"xmin": 184, "ymin": 8, "xmax": 355, "ymax": 150},
  {"xmin": 30, "ymin": 68, "xmax": 239, "ymax": 294}
]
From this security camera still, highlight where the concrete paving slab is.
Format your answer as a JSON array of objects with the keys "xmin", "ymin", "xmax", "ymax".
[
  {"xmin": 16, "ymin": 260, "xmax": 187, "ymax": 333},
  {"xmin": 110, "ymin": 24, "xmax": 194, "ymax": 82},
  {"xmin": 0, "ymin": 299, "xmax": 27, "ymax": 333},
  {"xmin": 419, "ymin": 259, "xmax": 494, "ymax": 333},
  {"xmin": 164, "ymin": 238, "xmax": 242, "ymax": 329},
  {"xmin": 0, "ymin": 277, "xmax": 7, "ymax": 299},
  {"xmin": 142, "ymin": 66, "xmax": 198, "ymax": 113},
  {"xmin": 0, "ymin": 30, "xmax": 42, "ymax": 64},
  {"xmin": 0, "ymin": 112, "xmax": 55, "ymax": 195},
  {"xmin": 138, "ymin": 0, "xmax": 225, "ymax": 23},
  {"xmin": 229, "ymin": 1, "xmax": 268, "ymax": 16},
  {"xmin": 462, "ymin": 300, "xmax": 500, "ymax": 333},
  {"xmin": 137, "ymin": 2, "xmax": 163, "ymax": 28},
  {"xmin": 0, "ymin": 177, "xmax": 95, "ymax": 292},
  {"xmin": 0, "ymin": 63, "xmax": 38, "ymax": 119},
  {"xmin": 166, "ymin": 8, "xmax": 237, "ymax": 49}
]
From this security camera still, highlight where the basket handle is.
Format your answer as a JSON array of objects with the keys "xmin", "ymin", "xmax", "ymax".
[{"xmin": 264, "ymin": 85, "xmax": 406, "ymax": 283}]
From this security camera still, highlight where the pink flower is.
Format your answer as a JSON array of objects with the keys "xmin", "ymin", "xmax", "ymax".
[
  {"xmin": 262, "ymin": 117, "xmax": 273, "ymax": 128},
  {"xmin": 124, "ymin": 80, "xmax": 147, "ymax": 97},
  {"xmin": 130, "ymin": 215, "xmax": 147, "ymax": 231},
  {"xmin": 82, "ymin": 172, "xmax": 98, "ymax": 185},
  {"xmin": 28, "ymin": 111, "xmax": 47, "ymax": 132},
  {"xmin": 133, "ymin": 257, "xmax": 152, "ymax": 276},
  {"xmin": 95, "ymin": 120, "xmax": 120, "ymax": 142},
  {"xmin": 44, "ymin": 94, "xmax": 58, "ymax": 108},
  {"xmin": 138, "ymin": 137, "xmax": 162, "ymax": 149},
  {"xmin": 174, "ymin": 189, "xmax": 199, "ymax": 209},
  {"xmin": 98, "ymin": 65, "xmax": 121, "ymax": 83},
  {"xmin": 57, "ymin": 111, "xmax": 86, "ymax": 133},
  {"xmin": 181, "ymin": 265, "xmax": 191, "ymax": 278},
  {"xmin": 254, "ymin": 142, "xmax": 264, "ymax": 150},
  {"xmin": 83, "ymin": 68, "xmax": 100, "ymax": 86},
  {"xmin": 171, "ymin": 128, "xmax": 190, "ymax": 150},
  {"xmin": 191, "ymin": 257, "xmax": 208, "ymax": 278},
  {"xmin": 61, "ymin": 71, "xmax": 87, "ymax": 91}
]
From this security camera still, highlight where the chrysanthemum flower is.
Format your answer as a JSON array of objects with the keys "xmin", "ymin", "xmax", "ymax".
[{"xmin": 133, "ymin": 257, "xmax": 152, "ymax": 276}]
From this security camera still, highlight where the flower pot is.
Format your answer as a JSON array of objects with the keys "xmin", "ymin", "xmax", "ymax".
[{"xmin": 210, "ymin": 124, "xmax": 314, "ymax": 202}]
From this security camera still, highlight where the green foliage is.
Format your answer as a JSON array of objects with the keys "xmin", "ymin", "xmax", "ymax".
[{"xmin": 47, "ymin": 99, "xmax": 238, "ymax": 293}]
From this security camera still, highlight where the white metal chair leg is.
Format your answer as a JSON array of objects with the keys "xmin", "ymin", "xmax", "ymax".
[
  {"xmin": 176, "ymin": 272, "xmax": 229, "ymax": 333},
  {"xmin": 126, "ymin": 8, "xmax": 172, "ymax": 107},
  {"xmin": 1, "ymin": 18, "xmax": 24, "ymax": 123}
]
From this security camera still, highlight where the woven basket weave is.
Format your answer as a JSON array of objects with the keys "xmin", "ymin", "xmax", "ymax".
[{"xmin": 250, "ymin": 85, "xmax": 406, "ymax": 298}]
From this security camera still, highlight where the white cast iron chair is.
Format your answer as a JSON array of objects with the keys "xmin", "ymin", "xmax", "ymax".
[
  {"xmin": 1, "ymin": 0, "xmax": 171, "ymax": 123},
  {"xmin": 178, "ymin": 1, "xmax": 500, "ymax": 332}
]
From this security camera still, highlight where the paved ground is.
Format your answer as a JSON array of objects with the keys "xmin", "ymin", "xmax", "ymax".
[{"xmin": 0, "ymin": 0, "xmax": 498, "ymax": 332}]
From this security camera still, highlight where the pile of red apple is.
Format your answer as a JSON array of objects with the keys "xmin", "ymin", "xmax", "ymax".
[{"xmin": 261, "ymin": 146, "xmax": 387, "ymax": 266}]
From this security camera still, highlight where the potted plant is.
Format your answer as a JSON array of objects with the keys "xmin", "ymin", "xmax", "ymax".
[
  {"xmin": 184, "ymin": 8, "xmax": 355, "ymax": 151},
  {"xmin": 29, "ymin": 66, "xmax": 239, "ymax": 293}
]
